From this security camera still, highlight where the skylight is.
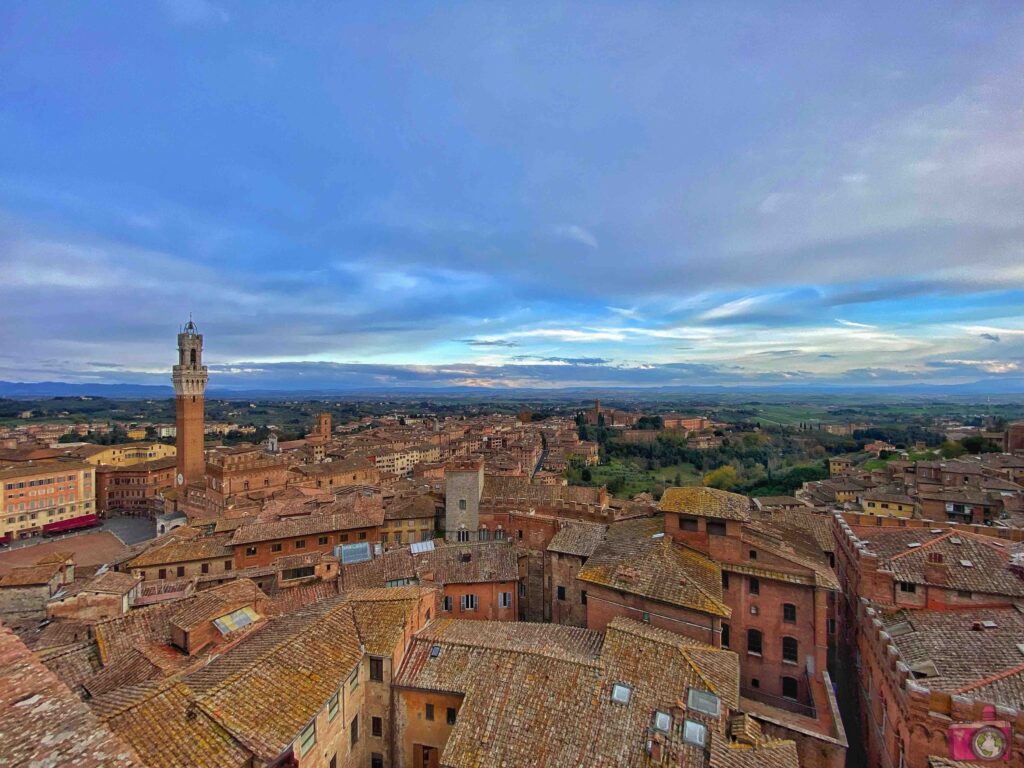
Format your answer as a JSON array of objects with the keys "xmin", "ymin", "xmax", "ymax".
[
  {"xmin": 907, "ymin": 542, "xmax": 921, "ymax": 548},
  {"xmin": 682, "ymin": 720, "xmax": 707, "ymax": 746},
  {"xmin": 611, "ymin": 683, "xmax": 632, "ymax": 704},
  {"xmin": 653, "ymin": 711, "xmax": 671, "ymax": 733},
  {"xmin": 687, "ymin": 688, "xmax": 721, "ymax": 717},
  {"xmin": 429, "ymin": 645, "xmax": 441, "ymax": 658},
  {"xmin": 960, "ymin": 559, "xmax": 974, "ymax": 568}
]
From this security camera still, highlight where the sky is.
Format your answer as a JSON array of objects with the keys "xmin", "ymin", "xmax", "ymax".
[{"xmin": 2, "ymin": 1, "xmax": 1024, "ymax": 390}]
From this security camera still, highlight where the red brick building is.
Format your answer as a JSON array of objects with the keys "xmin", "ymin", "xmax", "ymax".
[{"xmin": 95, "ymin": 456, "xmax": 177, "ymax": 518}]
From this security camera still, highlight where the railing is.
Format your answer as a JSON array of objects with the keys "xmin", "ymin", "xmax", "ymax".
[{"xmin": 741, "ymin": 685, "xmax": 817, "ymax": 719}]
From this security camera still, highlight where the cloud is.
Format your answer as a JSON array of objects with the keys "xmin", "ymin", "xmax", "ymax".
[
  {"xmin": 980, "ymin": 333, "xmax": 1001, "ymax": 342},
  {"xmin": 555, "ymin": 225, "xmax": 599, "ymax": 249},
  {"xmin": 456, "ymin": 338, "xmax": 521, "ymax": 348}
]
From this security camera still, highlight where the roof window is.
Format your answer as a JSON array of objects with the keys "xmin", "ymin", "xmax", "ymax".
[
  {"xmin": 682, "ymin": 720, "xmax": 707, "ymax": 746},
  {"xmin": 653, "ymin": 710, "xmax": 671, "ymax": 733},
  {"xmin": 611, "ymin": 683, "xmax": 632, "ymax": 704},
  {"xmin": 687, "ymin": 688, "xmax": 721, "ymax": 717},
  {"xmin": 959, "ymin": 559, "xmax": 974, "ymax": 568},
  {"xmin": 429, "ymin": 645, "xmax": 441, "ymax": 658}
]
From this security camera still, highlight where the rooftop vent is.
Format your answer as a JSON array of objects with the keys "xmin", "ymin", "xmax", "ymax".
[
  {"xmin": 907, "ymin": 542, "xmax": 922, "ymax": 548},
  {"xmin": 950, "ymin": 537, "xmax": 963, "ymax": 545},
  {"xmin": 930, "ymin": 529, "xmax": 943, "ymax": 534},
  {"xmin": 960, "ymin": 559, "xmax": 974, "ymax": 568}
]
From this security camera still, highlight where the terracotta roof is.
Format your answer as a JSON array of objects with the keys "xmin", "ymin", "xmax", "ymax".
[
  {"xmin": 124, "ymin": 529, "xmax": 233, "ymax": 569},
  {"xmin": 416, "ymin": 541, "xmax": 519, "ymax": 584},
  {"xmin": 84, "ymin": 570, "xmax": 141, "ymax": 595},
  {"xmin": 660, "ymin": 487, "xmax": 752, "ymax": 521},
  {"xmin": 385, "ymin": 491, "xmax": 440, "ymax": 520},
  {"xmin": 578, "ymin": 517, "xmax": 731, "ymax": 617},
  {"xmin": 852, "ymin": 527, "xmax": 1024, "ymax": 597},
  {"xmin": 393, "ymin": 616, "xmax": 763, "ymax": 767},
  {"xmin": 740, "ymin": 520, "xmax": 840, "ymax": 590},
  {"xmin": 229, "ymin": 506, "xmax": 383, "ymax": 546},
  {"xmin": 880, "ymin": 606, "xmax": 1024, "ymax": 708},
  {"xmin": 0, "ymin": 561, "xmax": 62, "ymax": 587},
  {"xmin": 0, "ymin": 624, "xmax": 141, "ymax": 766},
  {"xmin": 547, "ymin": 520, "xmax": 607, "ymax": 557}
]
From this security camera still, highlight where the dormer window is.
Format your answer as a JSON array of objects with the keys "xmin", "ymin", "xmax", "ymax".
[
  {"xmin": 687, "ymin": 688, "xmax": 721, "ymax": 717},
  {"xmin": 611, "ymin": 683, "xmax": 632, "ymax": 704},
  {"xmin": 683, "ymin": 720, "xmax": 707, "ymax": 747}
]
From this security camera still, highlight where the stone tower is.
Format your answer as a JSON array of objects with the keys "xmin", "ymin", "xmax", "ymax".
[
  {"xmin": 445, "ymin": 457, "xmax": 484, "ymax": 542},
  {"xmin": 316, "ymin": 411, "xmax": 332, "ymax": 439},
  {"xmin": 172, "ymin": 318, "xmax": 208, "ymax": 488}
]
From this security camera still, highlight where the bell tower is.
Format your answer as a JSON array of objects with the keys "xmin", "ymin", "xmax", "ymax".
[{"xmin": 172, "ymin": 317, "xmax": 208, "ymax": 488}]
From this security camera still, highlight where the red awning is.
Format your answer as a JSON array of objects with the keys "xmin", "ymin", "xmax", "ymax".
[{"xmin": 43, "ymin": 513, "xmax": 98, "ymax": 534}]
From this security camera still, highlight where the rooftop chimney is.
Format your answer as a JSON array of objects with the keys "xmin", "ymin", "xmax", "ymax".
[{"xmin": 924, "ymin": 551, "xmax": 947, "ymax": 585}]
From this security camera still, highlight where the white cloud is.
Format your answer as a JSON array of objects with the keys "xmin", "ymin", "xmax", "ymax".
[{"xmin": 555, "ymin": 224, "xmax": 599, "ymax": 249}]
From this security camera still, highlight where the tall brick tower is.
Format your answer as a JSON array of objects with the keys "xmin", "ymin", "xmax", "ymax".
[{"xmin": 172, "ymin": 317, "xmax": 208, "ymax": 489}]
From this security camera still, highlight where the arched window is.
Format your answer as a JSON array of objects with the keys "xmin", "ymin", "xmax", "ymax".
[
  {"xmin": 782, "ymin": 636, "xmax": 798, "ymax": 663},
  {"xmin": 747, "ymin": 629, "xmax": 762, "ymax": 655},
  {"xmin": 190, "ymin": 348, "xmax": 197, "ymax": 366}
]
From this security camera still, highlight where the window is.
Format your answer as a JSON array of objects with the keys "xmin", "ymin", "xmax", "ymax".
[
  {"xmin": 245, "ymin": 545, "xmax": 258, "ymax": 557},
  {"xmin": 460, "ymin": 594, "xmax": 478, "ymax": 611},
  {"xmin": 447, "ymin": 707, "xmax": 457, "ymax": 725},
  {"xmin": 295, "ymin": 539, "xmax": 306, "ymax": 550},
  {"xmin": 653, "ymin": 710, "xmax": 671, "ymax": 733},
  {"xmin": 679, "ymin": 515, "xmax": 699, "ymax": 532},
  {"xmin": 458, "ymin": 499, "xmax": 467, "ymax": 511},
  {"xmin": 371, "ymin": 753, "xmax": 384, "ymax": 768},
  {"xmin": 330, "ymin": 756, "xmax": 337, "ymax": 768},
  {"xmin": 201, "ymin": 563, "xmax": 209, "ymax": 574},
  {"xmin": 443, "ymin": 595, "xmax": 453, "ymax": 612},
  {"xmin": 957, "ymin": 590, "xmax": 973, "ymax": 599},
  {"xmin": 426, "ymin": 703, "xmax": 435, "ymax": 721},
  {"xmin": 158, "ymin": 568, "xmax": 167, "ymax": 579},
  {"xmin": 557, "ymin": 585, "xmax": 566, "ymax": 601},
  {"xmin": 350, "ymin": 715, "xmax": 359, "ymax": 747},
  {"xmin": 224, "ymin": 560, "xmax": 232, "ymax": 571},
  {"xmin": 176, "ymin": 566, "xmax": 185, "ymax": 577},
  {"xmin": 372, "ymin": 716, "xmax": 382, "ymax": 737},
  {"xmin": 749, "ymin": 577, "xmax": 759, "ymax": 595},
  {"xmin": 319, "ymin": 536, "xmax": 329, "ymax": 545},
  {"xmin": 782, "ymin": 676, "xmax": 799, "ymax": 700},
  {"xmin": 581, "ymin": 590, "xmax": 587, "ymax": 605},
  {"xmin": 340, "ymin": 533, "xmax": 349, "ymax": 542},
  {"xmin": 328, "ymin": 692, "xmax": 339, "ymax": 720},
  {"xmin": 751, "ymin": 678, "xmax": 760, "ymax": 688},
  {"xmin": 721, "ymin": 572, "xmax": 729, "ymax": 589},
  {"xmin": 359, "ymin": 532, "xmax": 366, "ymax": 540},
  {"xmin": 430, "ymin": 644, "xmax": 441, "ymax": 658},
  {"xmin": 687, "ymin": 688, "xmax": 721, "ymax": 717},
  {"xmin": 518, "ymin": 581, "xmax": 526, "ymax": 597},
  {"xmin": 749, "ymin": 549, "xmax": 757, "ymax": 560},
  {"xmin": 611, "ymin": 683, "xmax": 632, "ymax": 704},
  {"xmin": 394, "ymin": 531, "xmax": 402, "ymax": 545},
  {"xmin": 456, "ymin": 530, "xmax": 470, "ymax": 542},
  {"xmin": 682, "ymin": 720, "xmax": 707, "ymax": 747},
  {"xmin": 747, "ymin": 629, "xmax": 763, "ymax": 656},
  {"xmin": 517, "ymin": 529, "xmax": 523, "ymax": 540},
  {"xmin": 782, "ymin": 636, "xmax": 798, "ymax": 663},
  {"xmin": 899, "ymin": 582, "xmax": 916, "ymax": 593},
  {"xmin": 721, "ymin": 623, "xmax": 730, "ymax": 648},
  {"xmin": 370, "ymin": 657, "xmax": 384, "ymax": 682},
  {"xmin": 499, "ymin": 591, "xmax": 512, "ymax": 608},
  {"xmin": 783, "ymin": 603, "xmax": 796, "ymax": 623},
  {"xmin": 299, "ymin": 721, "xmax": 316, "ymax": 756},
  {"xmin": 707, "ymin": 520, "xmax": 726, "ymax": 536}
]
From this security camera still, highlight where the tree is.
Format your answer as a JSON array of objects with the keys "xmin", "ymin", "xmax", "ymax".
[
  {"xmin": 939, "ymin": 441, "xmax": 966, "ymax": 459},
  {"xmin": 581, "ymin": 467, "xmax": 592, "ymax": 482},
  {"xmin": 703, "ymin": 466, "xmax": 739, "ymax": 491}
]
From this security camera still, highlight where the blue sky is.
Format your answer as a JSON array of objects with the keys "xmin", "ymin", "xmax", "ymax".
[{"xmin": 2, "ymin": 1, "xmax": 1024, "ymax": 389}]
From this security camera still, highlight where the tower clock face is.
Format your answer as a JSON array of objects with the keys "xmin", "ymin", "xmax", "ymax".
[{"xmin": 177, "ymin": 473, "xmax": 184, "ymax": 486}]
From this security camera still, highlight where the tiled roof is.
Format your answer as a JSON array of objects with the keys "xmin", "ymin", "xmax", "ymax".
[
  {"xmin": 578, "ymin": 517, "xmax": 731, "ymax": 617},
  {"xmin": 229, "ymin": 506, "xmax": 383, "ymax": 546},
  {"xmin": 547, "ymin": 520, "xmax": 607, "ymax": 557},
  {"xmin": 660, "ymin": 487, "xmax": 752, "ymax": 521},
  {"xmin": 880, "ymin": 606, "xmax": 1024, "ymax": 707},
  {"xmin": 84, "ymin": 570, "xmax": 140, "ymax": 595},
  {"xmin": 753, "ymin": 508, "xmax": 834, "ymax": 554},
  {"xmin": 385, "ymin": 491, "xmax": 440, "ymax": 520},
  {"xmin": 124, "ymin": 529, "xmax": 233, "ymax": 568},
  {"xmin": 339, "ymin": 540, "xmax": 519, "ymax": 589},
  {"xmin": 740, "ymin": 521, "xmax": 840, "ymax": 590},
  {"xmin": 853, "ymin": 528, "xmax": 1024, "ymax": 596},
  {"xmin": 0, "ymin": 561, "xmax": 62, "ymax": 587},
  {"xmin": 0, "ymin": 624, "xmax": 141, "ymax": 767},
  {"xmin": 394, "ymin": 616, "xmax": 757, "ymax": 767}
]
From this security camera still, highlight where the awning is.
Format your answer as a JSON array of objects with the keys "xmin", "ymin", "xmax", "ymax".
[{"xmin": 43, "ymin": 513, "xmax": 98, "ymax": 534}]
